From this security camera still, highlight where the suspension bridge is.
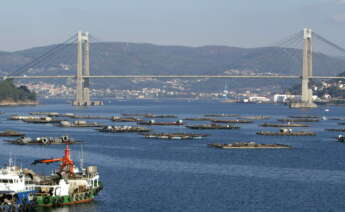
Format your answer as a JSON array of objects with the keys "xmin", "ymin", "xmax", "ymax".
[{"xmin": 2, "ymin": 28, "xmax": 345, "ymax": 108}]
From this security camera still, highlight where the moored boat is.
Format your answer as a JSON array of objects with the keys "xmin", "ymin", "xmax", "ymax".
[
  {"xmin": 32, "ymin": 143, "xmax": 103, "ymax": 207},
  {"xmin": 0, "ymin": 159, "xmax": 37, "ymax": 211}
]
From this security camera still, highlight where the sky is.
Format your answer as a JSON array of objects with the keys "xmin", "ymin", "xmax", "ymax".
[{"xmin": 0, "ymin": 0, "xmax": 344, "ymax": 51}]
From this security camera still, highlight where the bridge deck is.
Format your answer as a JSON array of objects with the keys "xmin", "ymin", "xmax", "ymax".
[{"xmin": 2, "ymin": 75, "xmax": 345, "ymax": 79}]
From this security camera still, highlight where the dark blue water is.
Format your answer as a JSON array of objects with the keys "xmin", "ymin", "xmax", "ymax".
[{"xmin": 0, "ymin": 100, "xmax": 344, "ymax": 212}]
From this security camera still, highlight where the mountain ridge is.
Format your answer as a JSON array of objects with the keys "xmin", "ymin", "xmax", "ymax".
[{"xmin": 1, "ymin": 42, "xmax": 344, "ymax": 91}]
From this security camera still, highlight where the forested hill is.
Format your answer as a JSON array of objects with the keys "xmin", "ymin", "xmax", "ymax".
[{"xmin": 0, "ymin": 80, "xmax": 36, "ymax": 103}]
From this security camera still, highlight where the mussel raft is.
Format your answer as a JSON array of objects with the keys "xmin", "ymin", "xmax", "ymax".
[
  {"xmin": 143, "ymin": 133, "xmax": 208, "ymax": 140},
  {"xmin": 143, "ymin": 114, "xmax": 177, "ymax": 118},
  {"xmin": 0, "ymin": 130, "xmax": 25, "ymax": 137},
  {"xmin": 204, "ymin": 114, "xmax": 239, "ymax": 117},
  {"xmin": 23, "ymin": 117, "xmax": 64, "ymax": 124},
  {"xmin": 5, "ymin": 135, "xmax": 79, "ymax": 145},
  {"xmin": 98, "ymin": 125, "xmax": 150, "ymax": 133},
  {"xmin": 111, "ymin": 116, "xmax": 143, "ymax": 122},
  {"xmin": 277, "ymin": 118, "xmax": 320, "ymax": 123},
  {"xmin": 58, "ymin": 121, "xmax": 104, "ymax": 128},
  {"xmin": 138, "ymin": 120, "xmax": 184, "ymax": 126},
  {"xmin": 208, "ymin": 142, "xmax": 292, "ymax": 149},
  {"xmin": 260, "ymin": 123, "xmax": 310, "ymax": 127},
  {"xmin": 325, "ymin": 128, "xmax": 345, "ymax": 132},
  {"xmin": 239, "ymin": 116, "xmax": 271, "ymax": 120},
  {"xmin": 183, "ymin": 118, "xmax": 214, "ymax": 121},
  {"xmin": 212, "ymin": 119, "xmax": 253, "ymax": 124},
  {"xmin": 288, "ymin": 115, "xmax": 320, "ymax": 119},
  {"xmin": 186, "ymin": 124, "xmax": 240, "ymax": 130},
  {"xmin": 257, "ymin": 128, "xmax": 316, "ymax": 136}
]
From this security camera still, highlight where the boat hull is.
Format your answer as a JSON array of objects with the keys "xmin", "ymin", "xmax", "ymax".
[{"xmin": 36, "ymin": 187, "xmax": 101, "ymax": 207}]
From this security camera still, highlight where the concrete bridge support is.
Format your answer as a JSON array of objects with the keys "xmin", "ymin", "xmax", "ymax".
[
  {"xmin": 290, "ymin": 28, "xmax": 317, "ymax": 108},
  {"xmin": 73, "ymin": 31, "xmax": 99, "ymax": 106}
]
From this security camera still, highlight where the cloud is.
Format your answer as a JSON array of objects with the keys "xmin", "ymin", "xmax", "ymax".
[{"xmin": 336, "ymin": 0, "xmax": 345, "ymax": 4}]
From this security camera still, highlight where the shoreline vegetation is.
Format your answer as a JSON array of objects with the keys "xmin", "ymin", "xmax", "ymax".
[{"xmin": 0, "ymin": 80, "xmax": 37, "ymax": 106}]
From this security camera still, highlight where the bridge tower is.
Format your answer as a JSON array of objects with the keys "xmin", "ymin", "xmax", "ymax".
[
  {"xmin": 290, "ymin": 28, "xmax": 317, "ymax": 108},
  {"xmin": 73, "ymin": 31, "xmax": 91, "ymax": 106}
]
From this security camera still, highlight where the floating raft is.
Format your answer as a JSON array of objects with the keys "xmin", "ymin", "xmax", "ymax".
[
  {"xmin": 183, "ymin": 117, "xmax": 214, "ymax": 121},
  {"xmin": 5, "ymin": 135, "xmax": 79, "ymax": 145},
  {"xmin": 23, "ymin": 117, "xmax": 64, "ymax": 124},
  {"xmin": 58, "ymin": 120, "xmax": 104, "ymax": 128},
  {"xmin": 208, "ymin": 142, "xmax": 292, "ymax": 149},
  {"xmin": 328, "ymin": 118, "xmax": 345, "ymax": 121},
  {"xmin": 143, "ymin": 114, "xmax": 177, "ymax": 118},
  {"xmin": 204, "ymin": 114, "xmax": 239, "ymax": 117},
  {"xmin": 8, "ymin": 115, "xmax": 41, "ymax": 121},
  {"xmin": 0, "ymin": 130, "xmax": 25, "ymax": 137},
  {"xmin": 325, "ymin": 128, "xmax": 345, "ymax": 132},
  {"xmin": 138, "ymin": 120, "xmax": 184, "ymax": 126},
  {"xmin": 98, "ymin": 125, "xmax": 150, "ymax": 133},
  {"xmin": 260, "ymin": 123, "xmax": 310, "ymax": 127},
  {"xmin": 212, "ymin": 119, "xmax": 253, "ymax": 124},
  {"xmin": 288, "ymin": 115, "xmax": 320, "ymax": 119},
  {"xmin": 277, "ymin": 118, "xmax": 320, "ymax": 122},
  {"xmin": 72, "ymin": 115, "xmax": 110, "ymax": 120},
  {"xmin": 257, "ymin": 129, "xmax": 316, "ymax": 136},
  {"xmin": 112, "ymin": 116, "xmax": 142, "ymax": 122},
  {"xmin": 30, "ymin": 112, "xmax": 59, "ymax": 116},
  {"xmin": 143, "ymin": 133, "xmax": 208, "ymax": 140},
  {"xmin": 186, "ymin": 124, "xmax": 240, "ymax": 130},
  {"xmin": 240, "ymin": 116, "xmax": 271, "ymax": 120}
]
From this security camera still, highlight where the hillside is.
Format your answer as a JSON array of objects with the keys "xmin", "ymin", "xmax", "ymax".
[
  {"xmin": 0, "ymin": 42, "xmax": 344, "ymax": 92},
  {"xmin": 0, "ymin": 79, "xmax": 36, "ymax": 105}
]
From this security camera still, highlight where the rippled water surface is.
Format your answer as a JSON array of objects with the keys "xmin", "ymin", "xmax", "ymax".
[{"xmin": 0, "ymin": 100, "xmax": 344, "ymax": 212}]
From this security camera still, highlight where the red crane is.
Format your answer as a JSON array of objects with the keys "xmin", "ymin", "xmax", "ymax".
[{"xmin": 32, "ymin": 143, "xmax": 75, "ymax": 175}]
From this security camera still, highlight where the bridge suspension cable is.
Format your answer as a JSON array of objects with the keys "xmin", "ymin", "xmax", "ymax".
[
  {"xmin": 8, "ymin": 34, "xmax": 77, "ymax": 77},
  {"xmin": 313, "ymin": 32, "xmax": 345, "ymax": 58}
]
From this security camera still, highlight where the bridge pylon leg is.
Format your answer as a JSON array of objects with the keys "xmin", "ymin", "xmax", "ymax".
[
  {"xmin": 290, "ymin": 28, "xmax": 317, "ymax": 108},
  {"xmin": 73, "ymin": 31, "xmax": 100, "ymax": 106}
]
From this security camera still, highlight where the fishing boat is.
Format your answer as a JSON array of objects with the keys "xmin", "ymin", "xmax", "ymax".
[
  {"xmin": 32, "ymin": 143, "xmax": 103, "ymax": 207},
  {"xmin": 0, "ymin": 158, "xmax": 37, "ymax": 211}
]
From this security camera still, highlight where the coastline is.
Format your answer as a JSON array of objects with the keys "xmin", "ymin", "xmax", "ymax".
[{"xmin": 0, "ymin": 100, "xmax": 39, "ymax": 106}]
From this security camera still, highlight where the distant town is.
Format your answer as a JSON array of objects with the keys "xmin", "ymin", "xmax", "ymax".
[{"xmin": 18, "ymin": 78, "xmax": 345, "ymax": 104}]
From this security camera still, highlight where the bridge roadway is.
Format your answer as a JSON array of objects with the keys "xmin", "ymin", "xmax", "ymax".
[{"xmin": 2, "ymin": 75, "xmax": 345, "ymax": 79}]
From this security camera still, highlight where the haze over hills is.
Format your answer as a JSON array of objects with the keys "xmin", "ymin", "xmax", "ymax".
[{"xmin": 0, "ymin": 42, "xmax": 345, "ymax": 92}]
